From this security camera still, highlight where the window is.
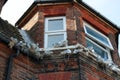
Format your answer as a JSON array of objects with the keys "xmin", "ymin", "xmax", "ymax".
[
  {"xmin": 86, "ymin": 38, "xmax": 108, "ymax": 60},
  {"xmin": 45, "ymin": 16, "xmax": 67, "ymax": 48},
  {"xmin": 84, "ymin": 22, "xmax": 113, "ymax": 61},
  {"xmin": 84, "ymin": 23, "xmax": 113, "ymax": 50}
]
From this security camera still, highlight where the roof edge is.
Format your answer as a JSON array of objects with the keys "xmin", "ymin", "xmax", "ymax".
[
  {"xmin": 0, "ymin": 33, "xmax": 10, "ymax": 44},
  {"xmin": 16, "ymin": 0, "xmax": 119, "ymax": 30},
  {"xmin": 4, "ymin": 0, "xmax": 8, "ymax": 5},
  {"xmin": 35, "ymin": 0, "xmax": 73, "ymax": 4},
  {"xmin": 15, "ymin": 0, "xmax": 73, "ymax": 26},
  {"xmin": 76, "ymin": 0, "xmax": 119, "ymax": 30}
]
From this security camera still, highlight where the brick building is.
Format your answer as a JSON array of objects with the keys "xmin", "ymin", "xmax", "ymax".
[{"xmin": 0, "ymin": 0, "xmax": 120, "ymax": 80}]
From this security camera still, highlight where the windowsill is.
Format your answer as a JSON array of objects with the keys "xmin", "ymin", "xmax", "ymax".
[
  {"xmin": 42, "ymin": 45, "xmax": 76, "ymax": 51},
  {"xmin": 39, "ymin": 44, "xmax": 112, "ymax": 64}
]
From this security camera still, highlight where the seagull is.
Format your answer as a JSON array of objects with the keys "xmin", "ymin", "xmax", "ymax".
[
  {"xmin": 61, "ymin": 49, "xmax": 72, "ymax": 54},
  {"xmin": 73, "ymin": 49, "xmax": 83, "ymax": 54}
]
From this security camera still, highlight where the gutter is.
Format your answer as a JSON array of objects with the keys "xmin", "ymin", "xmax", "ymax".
[
  {"xmin": 0, "ymin": 32, "xmax": 10, "ymax": 44},
  {"xmin": 0, "ymin": 32, "xmax": 40, "ymax": 60},
  {"xmin": 0, "ymin": 33, "xmax": 21, "ymax": 80}
]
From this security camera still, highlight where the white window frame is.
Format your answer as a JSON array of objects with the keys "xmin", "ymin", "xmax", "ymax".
[
  {"xmin": 83, "ymin": 21, "xmax": 113, "ymax": 62},
  {"xmin": 44, "ymin": 16, "xmax": 67, "ymax": 49},
  {"xmin": 83, "ymin": 21, "xmax": 113, "ymax": 50},
  {"xmin": 45, "ymin": 32, "xmax": 67, "ymax": 48},
  {"xmin": 86, "ymin": 37, "xmax": 112, "ymax": 62}
]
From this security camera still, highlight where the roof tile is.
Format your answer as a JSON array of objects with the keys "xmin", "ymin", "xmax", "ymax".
[{"xmin": 0, "ymin": 18, "xmax": 23, "ymax": 42}]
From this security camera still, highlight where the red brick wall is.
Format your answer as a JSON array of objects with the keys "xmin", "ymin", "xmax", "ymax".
[
  {"xmin": 83, "ymin": 61, "xmax": 115, "ymax": 80},
  {"xmin": 22, "ymin": 3, "xmax": 86, "ymax": 47},
  {"xmin": 0, "ymin": 55, "xmax": 7, "ymax": 80},
  {"xmin": 109, "ymin": 33, "xmax": 120, "ymax": 65},
  {"xmin": 11, "ymin": 59, "xmax": 36, "ymax": 80},
  {"xmin": 86, "ymin": 72, "xmax": 99, "ymax": 80},
  {"xmin": 1, "ymin": 2, "xmax": 119, "ymax": 80},
  {"xmin": 39, "ymin": 72, "xmax": 71, "ymax": 80}
]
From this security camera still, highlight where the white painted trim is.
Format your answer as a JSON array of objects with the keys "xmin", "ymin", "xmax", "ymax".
[
  {"xmin": 42, "ymin": 45, "xmax": 76, "ymax": 51},
  {"xmin": 83, "ymin": 21, "xmax": 114, "ymax": 50},
  {"xmin": 118, "ymin": 34, "xmax": 120, "ymax": 57}
]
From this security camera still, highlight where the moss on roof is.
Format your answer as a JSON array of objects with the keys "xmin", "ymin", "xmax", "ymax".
[{"xmin": 0, "ymin": 17, "xmax": 23, "ymax": 42}]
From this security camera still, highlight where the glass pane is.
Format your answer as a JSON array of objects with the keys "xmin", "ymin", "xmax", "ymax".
[
  {"xmin": 85, "ymin": 26, "xmax": 110, "ymax": 47},
  {"xmin": 86, "ymin": 39, "xmax": 108, "ymax": 60},
  {"xmin": 48, "ymin": 19, "xmax": 64, "ymax": 31},
  {"xmin": 47, "ymin": 34, "xmax": 64, "ymax": 48}
]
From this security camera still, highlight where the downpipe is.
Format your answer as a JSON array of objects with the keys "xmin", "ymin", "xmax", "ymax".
[{"xmin": 5, "ymin": 50, "xmax": 20, "ymax": 80}]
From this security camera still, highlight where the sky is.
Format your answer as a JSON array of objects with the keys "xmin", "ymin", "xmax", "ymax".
[
  {"xmin": 1, "ymin": 0, "xmax": 34, "ymax": 25},
  {"xmin": 1, "ymin": 0, "xmax": 120, "ymax": 27},
  {"xmin": 83, "ymin": 0, "xmax": 120, "ymax": 27}
]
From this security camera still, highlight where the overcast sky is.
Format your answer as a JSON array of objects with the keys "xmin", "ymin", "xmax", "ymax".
[
  {"xmin": 1, "ymin": 0, "xmax": 120, "ymax": 27},
  {"xmin": 1, "ymin": 0, "xmax": 33, "ymax": 25},
  {"xmin": 83, "ymin": 0, "xmax": 120, "ymax": 27}
]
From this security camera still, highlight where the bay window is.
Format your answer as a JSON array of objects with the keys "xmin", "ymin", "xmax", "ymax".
[{"xmin": 84, "ymin": 21, "xmax": 113, "ymax": 61}]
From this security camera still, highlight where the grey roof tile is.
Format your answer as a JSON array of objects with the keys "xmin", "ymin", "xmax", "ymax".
[{"xmin": 0, "ymin": 18, "xmax": 23, "ymax": 42}]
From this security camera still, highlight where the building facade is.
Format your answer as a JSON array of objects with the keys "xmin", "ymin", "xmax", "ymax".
[{"xmin": 0, "ymin": 0, "xmax": 120, "ymax": 80}]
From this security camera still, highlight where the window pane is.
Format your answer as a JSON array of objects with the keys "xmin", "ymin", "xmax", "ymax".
[
  {"xmin": 47, "ymin": 34, "xmax": 64, "ymax": 48},
  {"xmin": 85, "ymin": 26, "xmax": 110, "ymax": 47},
  {"xmin": 48, "ymin": 19, "xmax": 64, "ymax": 31},
  {"xmin": 86, "ymin": 39, "xmax": 108, "ymax": 60}
]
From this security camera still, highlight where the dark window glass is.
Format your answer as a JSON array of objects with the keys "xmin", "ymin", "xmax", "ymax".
[
  {"xmin": 47, "ymin": 34, "xmax": 64, "ymax": 48},
  {"xmin": 48, "ymin": 19, "xmax": 63, "ymax": 31},
  {"xmin": 87, "ymin": 39, "xmax": 108, "ymax": 60},
  {"xmin": 85, "ymin": 26, "xmax": 110, "ymax": 47}
]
